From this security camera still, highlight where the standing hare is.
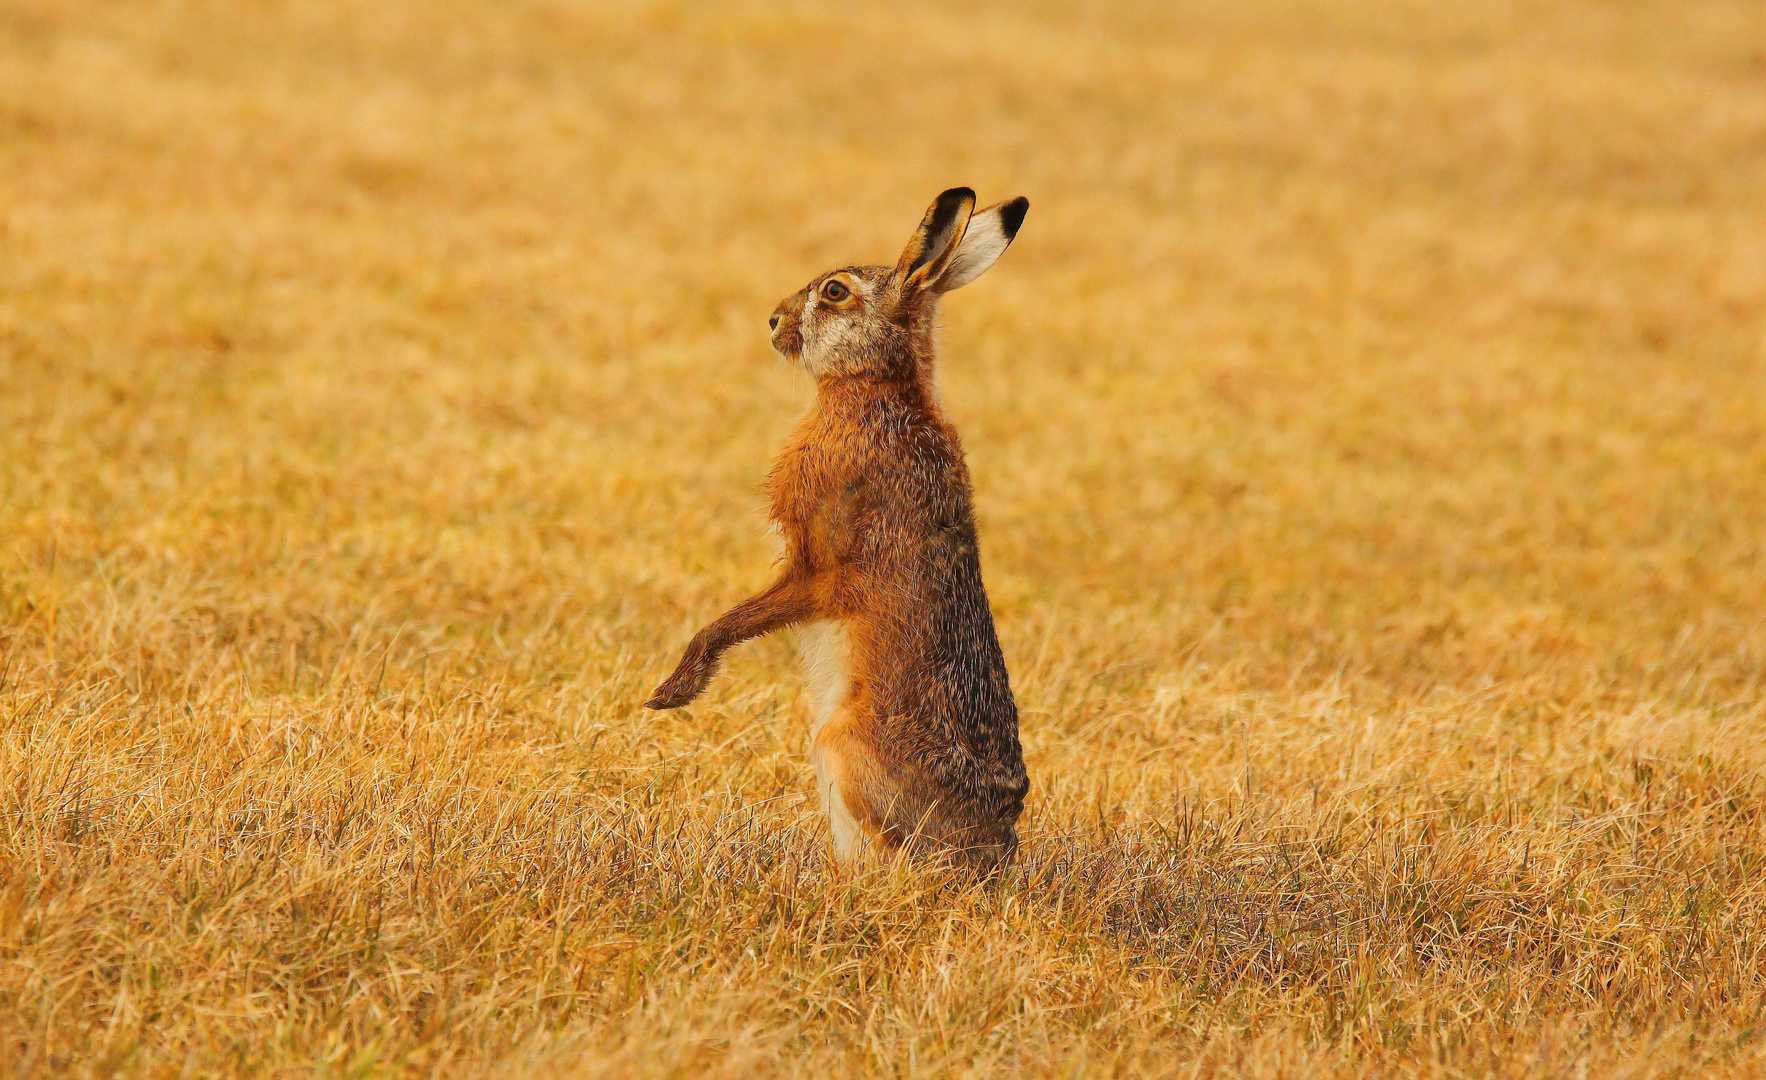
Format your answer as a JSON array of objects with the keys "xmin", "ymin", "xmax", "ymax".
[{"xmin": 647, "ymin": 188, "xmax": 1030, "ymax": 871}]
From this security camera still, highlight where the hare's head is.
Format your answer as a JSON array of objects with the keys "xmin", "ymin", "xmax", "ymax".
[{"xmin": 769, "ymin": 188, "xmax": 1027, "ymax": 380}]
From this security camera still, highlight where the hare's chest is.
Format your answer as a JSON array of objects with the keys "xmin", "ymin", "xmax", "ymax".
[
  {"xmin": 765, "ymin": 445, "xmax": 835, "ymax": 521},
  {"xmin": 767, "ymin": 456, "xmax": 869, "ymax": 563}
]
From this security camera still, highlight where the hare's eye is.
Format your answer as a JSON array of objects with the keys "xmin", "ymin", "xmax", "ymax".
[{"xmin": 820, "ymin": 280, "xmax": 850, "ymax": 302}]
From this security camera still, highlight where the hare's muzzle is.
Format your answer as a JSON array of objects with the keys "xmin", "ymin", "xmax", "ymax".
[{"xmin": 768, "ymin": 302, "xmax": 803, "ymax": 358}]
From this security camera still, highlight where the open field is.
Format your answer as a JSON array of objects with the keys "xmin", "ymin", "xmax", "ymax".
[{"xmin": 4, "ymin": 0, "xmax": 1766, "ymax": 1075}]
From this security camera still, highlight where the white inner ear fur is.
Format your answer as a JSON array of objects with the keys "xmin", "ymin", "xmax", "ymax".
[
  {"xmin": 935, "ymin": 208, "xmax": 1016, "ymax": 293},
  {"xmin": 920, "ymin": 217, "xmax": 966, "ymax": 274}
]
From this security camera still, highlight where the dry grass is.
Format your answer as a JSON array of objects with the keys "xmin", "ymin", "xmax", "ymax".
[{"xmin": 4, "ymin": 0, "xmax": 1766, "ymax": 1076}]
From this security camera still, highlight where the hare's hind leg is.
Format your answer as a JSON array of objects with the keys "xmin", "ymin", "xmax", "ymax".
[
  {"xmin": 815, "ymin": 733, "xmax": 867, "ymax": 860},
  {"xmin": 798, "ymin": 620, "xmax": 902, "ymax": 861},
  {"xmin": 799, "ymin": 620, "xmax": 864, "ymax": 859},
  {"xmin": 812, "ymin": 707, "xmax": 907, "ymax": 862}
]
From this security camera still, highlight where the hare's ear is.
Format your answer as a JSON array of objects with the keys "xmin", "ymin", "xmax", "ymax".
[
  {"xmin": 931, "ymin": 197, "xmax": 1028, "ymax": 294},
  {"xmin": 894, "ymin": 187, "xmax": 976, "ymax": 294}
]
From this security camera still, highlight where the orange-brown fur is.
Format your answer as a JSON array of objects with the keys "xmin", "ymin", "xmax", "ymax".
[{"xmin": 647, "ymin": 188, "xmax": 1030, "ymax": 870}]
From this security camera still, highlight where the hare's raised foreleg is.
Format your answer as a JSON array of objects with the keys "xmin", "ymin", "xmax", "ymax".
[{"xmin": 646, "ymin": 572, "xmax": 815, "ymax": 709}]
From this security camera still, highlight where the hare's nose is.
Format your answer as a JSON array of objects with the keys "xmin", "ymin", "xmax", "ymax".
[{"xmin": 769, "ymin": 314, "xmax": 781, "ymax": 331}]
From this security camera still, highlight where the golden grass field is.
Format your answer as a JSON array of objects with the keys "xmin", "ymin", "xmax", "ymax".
[{"xmin": 4, "ymin": 0, "xmax": 1766, "ymax": 1075}]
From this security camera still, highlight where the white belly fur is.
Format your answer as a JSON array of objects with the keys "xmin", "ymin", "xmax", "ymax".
[{"xmin": 796, "ymin": 620, "xmax": 862, "ymax": 857}]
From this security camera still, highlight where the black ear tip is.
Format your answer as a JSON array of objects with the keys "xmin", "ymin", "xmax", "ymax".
[
  {"xmin": 1000, "ymin": 197, "xmax": 1029, "ymax": 240},
  {"xmin": 938, "ymin": 186, "xmax": 977, "ymax": 205}
]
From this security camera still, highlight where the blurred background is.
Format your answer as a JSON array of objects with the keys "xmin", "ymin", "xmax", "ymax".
[{"xmin": 5, "ymin": 0, "xmax": 1763, "ymax": 699}]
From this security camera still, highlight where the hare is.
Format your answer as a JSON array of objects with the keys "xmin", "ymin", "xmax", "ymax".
[{"xmin": 647, "ymin": 188, "xmax": 1030, "ymax": 872}]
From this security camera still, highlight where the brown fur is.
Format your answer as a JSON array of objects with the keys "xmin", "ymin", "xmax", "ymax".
[{"xmin": 648, "ymin": 188, "xmax": 1031, "ymax": 871}]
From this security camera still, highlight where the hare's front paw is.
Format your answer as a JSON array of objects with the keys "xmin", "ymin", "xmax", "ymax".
[{"xmin": 645, "ymin": 664, "xmax": 710, "ymax": 710}]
